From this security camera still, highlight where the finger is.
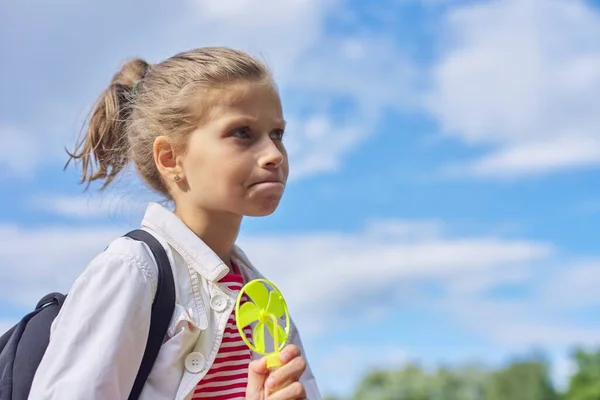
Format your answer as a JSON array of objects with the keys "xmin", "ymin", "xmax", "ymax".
[
  {"xmin": 267, "ymin": 381, "xmax": 306, "ymax": 400},
  {"xmin": 266, "ymin": 356, "xmax": 307, "ymax": 391},
  {"xmin": 249, "ymin": 357, "xmax": 269, "ymax": 375},
  {"xmin": 279, "ymin": 344, "xmax": 301, "ymax": 364},
  {"xmin": 246, "ymin": 358, "xmax": 269, "ymax": 400}
]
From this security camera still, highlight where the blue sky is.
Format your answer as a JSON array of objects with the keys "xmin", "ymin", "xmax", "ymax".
[{"xmin": 2, "ymin": 0, "xmax": 600, "ymax": 396}]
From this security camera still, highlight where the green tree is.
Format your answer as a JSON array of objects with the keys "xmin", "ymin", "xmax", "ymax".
[
  {"xmin": 353, "ymin": 364, "xmax": 430, "ymax": 400},
  {"xmin": 564, "ymin": 348, "xmax": 600, "ymax": 400},
  {"xmin": 330, "ymin": 352, "xmax": 563, "ymax": 400},
  {"xmin": 432, "ymin": 365, "xmax": 489, "ymax": 400},
  {"xmin": 351, "ymin": 363, "xmax": 490, "ymax": 400},
  {"xmin": 484, "ymin": 359, "xmax": 560, "ymax": 400}
]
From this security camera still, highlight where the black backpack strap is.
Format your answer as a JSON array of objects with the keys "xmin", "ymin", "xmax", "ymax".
[{"xmin": 125, "ymin": 229, "xmax": 176, "ymax": 400}]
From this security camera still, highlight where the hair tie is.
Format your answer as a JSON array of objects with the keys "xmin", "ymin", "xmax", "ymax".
[
  {"xmin": 132, "ymin": 80, "xmax": 142, "ymax": 99},
  {"xmin": 131, "ymin": 66, "xmax": 151, "ymax": 100}
]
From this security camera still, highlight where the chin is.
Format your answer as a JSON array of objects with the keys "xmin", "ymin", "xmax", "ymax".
[
  {"xmin": 246, "ymin": 209, "xmax": 277, "ymax": 217},
  {"xmin": 244, "ymin": 197, "xmax": 282, "ymax": 217}
]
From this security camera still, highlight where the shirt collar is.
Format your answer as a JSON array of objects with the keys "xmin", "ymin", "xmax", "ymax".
[{"xmin": 141, "ymin": 202, "xmax": 229, "ymax": 282}]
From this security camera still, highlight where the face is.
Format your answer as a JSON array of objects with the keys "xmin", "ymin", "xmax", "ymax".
[{"xmin": 177, "ymin": 82, "xmax": 289, "ymax": 217}]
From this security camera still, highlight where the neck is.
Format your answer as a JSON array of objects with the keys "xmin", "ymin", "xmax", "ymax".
[{"xmin": 174, "ymin": 205, "xmax": 242, "ymax": 267}]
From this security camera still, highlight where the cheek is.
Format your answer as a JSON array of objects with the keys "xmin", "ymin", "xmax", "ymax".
[
  {"xmin": 191, "ymin": 158, "xmax": 248, "ymax": 194},
  {"xmin": 282, "ymin": 154, "xmax": 290, "ymax": 179},
  {"xmin": 223, "ymin": 160, "xmax": 253, "ymax": 188},
  {"xmin": 181, "ymin": 152, "xmax": 215, "ymax": 193},
  {"xmin": 182, "ymin": 154, "xmax": 206, "ymax": 181}
]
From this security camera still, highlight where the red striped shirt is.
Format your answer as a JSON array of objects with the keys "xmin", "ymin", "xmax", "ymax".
[{"xmin": 191, "ymin": 267, "xmax": 252, "ymax": 399}]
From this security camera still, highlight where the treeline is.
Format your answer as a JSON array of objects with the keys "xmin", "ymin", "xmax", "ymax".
[{"xmin": 325, "ymin": 347, "xmax": 600, "ymax": 400}]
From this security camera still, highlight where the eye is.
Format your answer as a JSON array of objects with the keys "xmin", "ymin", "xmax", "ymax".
[
  {"xmin": 231, "ymin": 126, "xmax": 252, "ymax": 139},
  {"xmin": 270, "ymin": 129, "xmax": 285, "ymax": 141}
]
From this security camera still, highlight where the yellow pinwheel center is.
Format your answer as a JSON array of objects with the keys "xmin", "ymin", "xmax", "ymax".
[{"xmin": 259, "ymin": 310, "xmax": 270, "ymax": 323}]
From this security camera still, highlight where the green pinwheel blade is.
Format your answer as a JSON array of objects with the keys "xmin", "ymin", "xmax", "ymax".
[
  {"xmin": 245, "ymin": 280, "xmax": 269, "ymax": 308},
  {"xmin": 237, "ymin": 302, "xmax": 260, "ymax": 329},
  {"xmin": 253, "ymin": 322, "xmax": 265, "ymax": 353},
  {"xmin": 265, "ymin": 291, "xmax": 286, "ymax": 319}
]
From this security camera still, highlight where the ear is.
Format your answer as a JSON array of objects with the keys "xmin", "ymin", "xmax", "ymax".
[{"xmin": 153, "ymin": 135, "xmax": 185, "ymax": 181}]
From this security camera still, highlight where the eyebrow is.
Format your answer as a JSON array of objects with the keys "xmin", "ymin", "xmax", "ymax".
[{"xmin": 223, "ymin": 115, "xmax": 286, "ymax": 128}]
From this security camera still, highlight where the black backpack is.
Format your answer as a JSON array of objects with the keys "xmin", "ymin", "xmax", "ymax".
[{"xmin": 0, "ymin": 229, "xmax": 176, "ymax": 400}]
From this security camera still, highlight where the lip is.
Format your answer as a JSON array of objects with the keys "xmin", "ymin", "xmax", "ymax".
[{"xmin": 249, "ymin": 180, "xmax": 285, "ymax": 187}]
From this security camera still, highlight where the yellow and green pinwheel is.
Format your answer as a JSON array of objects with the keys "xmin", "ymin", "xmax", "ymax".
[{"xmin": 235, "ymin": 279, "xmax": 291, "ymax": 369}]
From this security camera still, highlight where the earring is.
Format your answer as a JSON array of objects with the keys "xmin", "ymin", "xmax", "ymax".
[{"xmin": 173, "ymin": 174, "xmax": 180, "ymax": 181}]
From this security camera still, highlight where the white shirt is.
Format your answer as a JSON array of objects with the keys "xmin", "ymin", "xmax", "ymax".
[{"xmin": 29, "ymin": 203, "xmax": 322, "ymax": 400}]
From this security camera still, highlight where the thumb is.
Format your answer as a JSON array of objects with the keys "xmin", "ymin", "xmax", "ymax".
[{"xmin": 246, "ymin": 357, "xmax": 269, "ymax": 400}]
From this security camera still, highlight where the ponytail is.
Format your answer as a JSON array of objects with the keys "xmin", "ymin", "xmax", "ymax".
[{"xmin": 66, "ymin": 59, "xmax": 149, "ymax": 190}]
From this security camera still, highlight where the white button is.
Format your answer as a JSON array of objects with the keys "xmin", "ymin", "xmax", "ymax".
[
  {"xmin": 210, "ymin": 294, "xmax": 228, "ymax": 312},
  {"xmin": 185, "ymin": 352, "xmax": 205, "ymax": 373}
]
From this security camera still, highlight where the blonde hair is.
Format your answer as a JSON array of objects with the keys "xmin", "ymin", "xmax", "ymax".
[{"xmin": 66, "ymin": 47, "xmax": 273, "ymax": 196}]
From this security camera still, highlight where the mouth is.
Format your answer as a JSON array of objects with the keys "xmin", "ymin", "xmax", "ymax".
[{"xmin": 249, "ymin": 180, "xmax": 285, "ymax": 188}]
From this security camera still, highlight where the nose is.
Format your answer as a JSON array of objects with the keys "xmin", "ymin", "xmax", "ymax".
[{"xmin": 258, "ymin": 141, "xmax": 284, "ymax": 169}]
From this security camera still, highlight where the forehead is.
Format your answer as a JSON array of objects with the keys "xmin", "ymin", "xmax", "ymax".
[{"xmin": 204, "ymin": 81, "xmax": 284, "ymax": 123}]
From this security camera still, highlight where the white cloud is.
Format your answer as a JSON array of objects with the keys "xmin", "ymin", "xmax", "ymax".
[
  {"xmin": 426, "ymin": 0, "xmax": 600, "ymax": 178},
  {"xmin": 0, "ymin": 224, "xmax": 125, "ymax": 307},
  {"xmin": 288, "ymin": 34, "xmax": 420, "ymax": 114},
  {"xmin": 27, "ymin": 191, "xmax": 157, "ymax": 220},
  {"xmin": 0, "ymin": 218, "xmax": 551, "ymax": 322},
  {"xmin": 285, "ymin": 115, "xmax": 367, "ymax": 180},
  {"xmin": 436, "ymin": 259, "xmax": 600, "ymax": 351},
  {"xmin": 453, "ymin": 136, "xmax": 600, "ymax": 178},
  {"xmin": 540, "ymin": 260, "xmax": 600, "ymax": 309},
  {"xmin": 365, "ymin": 218, "xmax": 444, "ymax": 240},
  {"xmin": 28, "ymin": 194, "xmax": 130, "ymax": 219},
  {"xmin": 318, "ymin": 344, "xmax": 410, "ymax": 395},
  {"xmin": 0, "ymin": 126, "xmax": 45, "ymax": 177},
  {"xmin": 185, "ymin": 0, "xmax": 334, "ymax": 75},
  {"xmin": 239, "ymin": 221, "xmax": 554, "ymax": 336},
  {"xmin": 443, "ymin": 295, "xmax": 600, "ymax": 349}
]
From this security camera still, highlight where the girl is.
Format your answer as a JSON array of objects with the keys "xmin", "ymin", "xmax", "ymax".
[{"xmin": 29, "ymin": 47, "xmax": 321, "ymax": 400}]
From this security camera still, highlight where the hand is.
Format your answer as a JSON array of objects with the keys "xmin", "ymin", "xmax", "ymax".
[{"xmin": 246, "ymin": 344, "xmax": 307, "ymax": 399}]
